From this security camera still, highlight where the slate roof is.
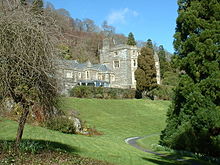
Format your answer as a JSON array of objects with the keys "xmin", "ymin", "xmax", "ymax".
[{"xmin": 58, "ymin": 60, "xmax": 112, "ymax": 72}]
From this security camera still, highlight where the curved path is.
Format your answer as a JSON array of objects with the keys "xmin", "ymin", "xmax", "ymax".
[
  {"xmin": 124, "ymin": 134, "xmax": 166, "ymax": 156},
  {"xmin": 124, "ymin": 134, "xmax": 202, "ymax": 165}
]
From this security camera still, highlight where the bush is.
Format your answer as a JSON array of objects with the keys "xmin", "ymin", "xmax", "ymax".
[
  {"xmin": 149, "ymin": 85, "xmax": 174, "ymax": 100},
  {"xmin": 69, "ymin": 86, "xmax": 135, "ymax": 99},
  {"xmin": 44, "ymin": 116, "xmax": 76, "ymax": 134}
]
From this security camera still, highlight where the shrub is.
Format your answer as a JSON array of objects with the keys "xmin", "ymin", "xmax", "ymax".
[
  {"xmin": 149, "ymin": 85, "xmax": 174, "ymax": 100},
  {"xmin": 69, "ymin": 86, "xmax": 135, "ymax": 99},
  {"xmin": 44, "ymin": 116, "xmax": 76, "ymax": 134}
]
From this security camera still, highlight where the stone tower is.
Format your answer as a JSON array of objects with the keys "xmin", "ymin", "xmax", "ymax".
[
  {"xmin": 100, "ymin": 39, "xmax": 161, "ymax": 89},
  {"xmin": 100, "ymin": 39, "xmax": 139, "ymax": 89}
]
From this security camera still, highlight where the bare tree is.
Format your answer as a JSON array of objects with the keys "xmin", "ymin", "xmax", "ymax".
[{"xmin": 0, "ymin": 1, "xmax": 60, "ymax": 147}]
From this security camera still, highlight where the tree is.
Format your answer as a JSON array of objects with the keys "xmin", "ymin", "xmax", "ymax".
[
  {"xmin": 32, "ymin": 0, "xmax": 43, "ymax": 13},
  {"xmin": 127, "ymin": 32, "xmax": 136, "ymax": 46},
  {"xmin": 158, "ymin": 45, "xmax": 172, "ymax": 79},
  {"xmin": 160, "ymin": 0, "xmax": 220, "ymax": 157},
  {"xmin": 146, "ymin": 39, "xmax": 153, "ymax": 49},
  {"xmin": 20, "ymin": 0, "xmax": 27, "ymax": 5},
  {"xmin": 102, "ymin": 20, "xmax": 115, "ymax": 37},
  {"xmin": 83, "ymin": 18, "xmax": 97, "ymax": 32},
  {"xmin": 135, "ymin": 41, "xmax": 157, "ymax": 98},
  {"xmin": 0, "ymin": 2, "xmax": 59, "ymax": 147}
]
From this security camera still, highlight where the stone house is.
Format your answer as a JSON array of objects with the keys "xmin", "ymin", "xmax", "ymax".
[
  {"xmin": 58, "ymin": 39, "xmax": 160, "ymax": 94},
  {"xmin": 58, "ymin": 59, "xmax": 115, "ymax": 94}
]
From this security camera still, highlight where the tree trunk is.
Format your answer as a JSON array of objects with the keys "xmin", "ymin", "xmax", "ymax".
[{"xmin": 15, "ymin": 107, "xmax": 30, "ymax": 149}]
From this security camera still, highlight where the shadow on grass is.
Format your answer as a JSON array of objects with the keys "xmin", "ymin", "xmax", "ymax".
[
  {"xmin": 141, "ymin": 152, "xmax": 215, "ymax": 165},
  {"xmin": 0, "ymin": 139, "xmax": 80, "ymax": 154}
]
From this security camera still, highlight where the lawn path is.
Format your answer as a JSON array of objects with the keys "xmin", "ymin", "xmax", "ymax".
[
  {"xmin": 124, "ymin": 134, "xmax": 165, "ymax": 156},
  {"xmin": 125, "ymin": 134, "xmax": 203, "ymax": 165}
]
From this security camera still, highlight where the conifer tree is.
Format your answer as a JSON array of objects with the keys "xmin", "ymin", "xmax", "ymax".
[
  {"xmin": 158, "ymin": 45, "xmax": 171, "ymax": 79},
  {"xmin": 146, "ymin": 39, "xmax": 153, "ymax": 49},
  {"xmin": 135, "ymin": 40, "xmax": 157, "ymax": 98},
  {"xmin": 160, "ymin": 0, "xmax": 220, "ymax": 157},
  {"xmin": 127, "ymin": 32, "xmax": 136, "ymax": 46}
]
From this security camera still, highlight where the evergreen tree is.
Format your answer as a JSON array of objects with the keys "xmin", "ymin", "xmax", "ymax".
[
  {"xmin": 135, "ymin": 41, "xmax": 157, "ymax": 98},
  {"xmin": 160, "ymin": 0, "xmax": 220, "ymax": 157},
  {"xmin": 146, "ymin": 39, "xmax": 153, "ymax": 49},
  {"xmin": 127, "ymin": 32, "xmax": 136, "ymax": 46},
  {"xmin": 158, "ymin": 45, "xmax": 172, "ymax": 79}
]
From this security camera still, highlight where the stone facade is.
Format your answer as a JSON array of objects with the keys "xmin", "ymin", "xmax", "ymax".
[
  {"xmin": 59, "ymin": 39, "xmax": 161, "ymax": 94},
  {"xmin": 100, "ymin": 38, "xmax": 140, "ymax": 89},
  {"xmin": 58, "ymin": 60, "xmax": 115, "ymax": 94}
]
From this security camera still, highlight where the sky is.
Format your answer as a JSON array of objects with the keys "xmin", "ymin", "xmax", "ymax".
[{"xmin": 46, "ymin": 0, "xmax": 178, "ymax": 53}]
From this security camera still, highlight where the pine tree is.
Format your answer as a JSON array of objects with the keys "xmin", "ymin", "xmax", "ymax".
[
  {"xmin": 127, "ymin": 32, "xmax": 136, "ymax": 46},
  {"xmin": 135, "ymin": 41, "xmax": 157, "ymax": 98},
  {"xmin": 160, "ymin": 0, "xmax": 220, "ymax": 157}
]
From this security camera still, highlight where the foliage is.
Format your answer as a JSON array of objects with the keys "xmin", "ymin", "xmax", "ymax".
[
  {"xmin": 44, "ymin": 116, "xmax": 76, "ymax": 134},
  {"xmin": 149, "ymin": 85, "xmax": 174, "ymax": 100},
  {"xmin": 146, "ymin": 39, "xmax": 153, "ymax": 49},
  {"xmin": 69, "ymin": 86, "xmax": 135, "ymax": 99},
  {"xmin": 160, "ymin": 0, "xmax": 220, "ymax": 157},
  {"xmin": 127, "ymin": 32, "xmax": 136, "ymax": 46},
  {"xmin": 32, "ymin": 0, "xmax": 43, "ymax": 13},
  {"xmin": 158, "ymin": 45, "xmax": 172, "ymax": 79},
  {"xmin": 135, "ymin": 40, "xmax": 157, "ymax": 98},
  {"xmin": 162, "ymin": 71, "xmax": 179, "ymax": 86},
  {"xmin": 0, "ymin": 2, "xmax": 60, "ymax": 146}
]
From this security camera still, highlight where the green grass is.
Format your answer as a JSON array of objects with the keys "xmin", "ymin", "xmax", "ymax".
[{"xmin": 0, "ymin": 98, "xmax": 214, "ymax": 165}]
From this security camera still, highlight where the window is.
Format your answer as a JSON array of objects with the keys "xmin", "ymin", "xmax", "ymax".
[
  {"xmin": 133, "ymin": 59, "xmax": 136, "ymax": 67},
  {"xmin": 66, "ymin": 71, "xmax": 72, "ymax": 78},
  {"xmin": 113, "ymin": 61, "xmax": 120, "ymax": 68},
  {"xmin": 97, "ymin": 73, "xmax": 102, "ymax": 80},
  {"xmin": 85, "ymin": 71, "xmax": 89, "ymax": 79},
  {"xmin": 102, "ymin": 74, "xmax": 105, "ymax": 80},
  {"xmin": 111, "ymin": 75, "xmax": 115, "ymax": 82},
  {"xmin": 78, "ymin": 72, "xmax": 82, "ymax": 79},
  {"xmin": 114, "ymin": 52, "xmax": 118, "ymax": 56}
]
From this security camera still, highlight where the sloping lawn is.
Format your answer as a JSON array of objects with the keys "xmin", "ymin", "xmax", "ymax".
[{"xmin": 0, "ymin": 98, "xmax": 207, "ymax": 165}]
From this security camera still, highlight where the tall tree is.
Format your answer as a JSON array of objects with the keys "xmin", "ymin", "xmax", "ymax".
[
  {"xmin": 127, "ymin": 32, "xmax": 136, "ymax": 46},
  {"xmin": 135, "ymin": 41, "xmax": 157, "ymax": 98},
  {"xmin": 160, "ymin": 0, "xmax": 220, "ymax": 157},
  {"xmin": 158, "ymin": 45, "xmax": 172, "ymax": 79}
]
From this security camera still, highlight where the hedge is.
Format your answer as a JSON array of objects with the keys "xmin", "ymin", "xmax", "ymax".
[{"xmin": 69, "ymin": 86, "xmax": 135, "ymax": 99}]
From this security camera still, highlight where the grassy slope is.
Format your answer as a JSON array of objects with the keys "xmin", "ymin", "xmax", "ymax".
[{"xmin": 0, "ymin": 98, "xmax": 193, "ymax": 165}]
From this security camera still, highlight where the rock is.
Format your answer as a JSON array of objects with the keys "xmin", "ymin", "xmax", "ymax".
[
  {"xmin": 72, "ymin": 116, "xmax": 82, "ymax": 133},
  {"xmin": 68, "ymin": 116, "xmax": 88, "ymax": 134}
]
